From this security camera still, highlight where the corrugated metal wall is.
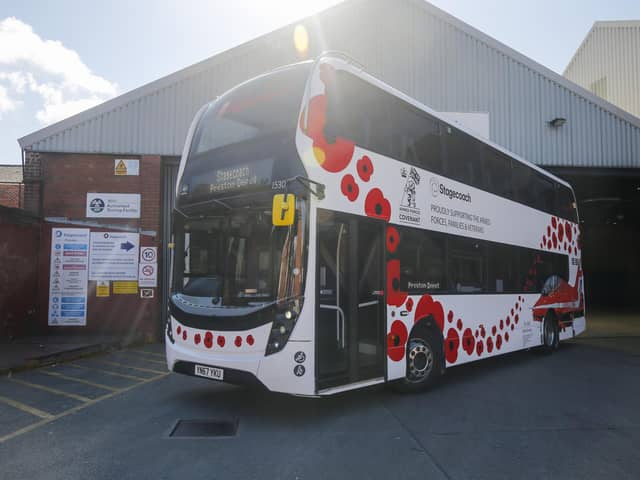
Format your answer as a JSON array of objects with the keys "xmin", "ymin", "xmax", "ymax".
[
  {"xmin": 21, "ymin": 0, "xmax": 640, "ymax": 169},
  {"xmin": 564, "ymin": 22, "xmax": 640, "ymax": 120}
]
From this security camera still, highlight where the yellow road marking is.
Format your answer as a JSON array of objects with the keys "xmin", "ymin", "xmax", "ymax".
[
  {"xmin": 37, "ymin": 371, "xmax": 119, "ymax": 392},
  {"xmin": 9, "ymin": 378, "xmax": 91, "ymax": 403},
  {"xmin": 114, "ymin": 352, "xmax": 166, "ymax": 366},
  {"xmin": 67, "ymin": 363, "xmax": 147, "ymax": 381},
  {"xmin": 0, "ymin": 395, "xmax": 54, "ymax": 419},
  {"xmin": 126, "ymin": 348, "xmax": 165, "ymax": 360},
  {"xmin": 95, "ymin": 359, "xmax": 166, "ymax": 375},
  {"xmin": 0, "ymin": 372, "xmax": 169, "ymax": 444}
]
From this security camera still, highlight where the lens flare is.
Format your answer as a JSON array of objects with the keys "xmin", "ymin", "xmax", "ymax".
[{"xmin": 293, "ymin": 24, "xmax": 309, "ymax": 56}]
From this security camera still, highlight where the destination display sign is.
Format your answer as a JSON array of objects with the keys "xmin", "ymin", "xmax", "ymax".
[{"xmin": 188, "ymin": 159, "xmax": 274, "ymax": 197}]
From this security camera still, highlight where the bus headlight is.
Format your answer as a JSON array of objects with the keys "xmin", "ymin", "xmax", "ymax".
[{"xmin": 266, "ymin": 306, "xmax": 299, "ymax": 355}]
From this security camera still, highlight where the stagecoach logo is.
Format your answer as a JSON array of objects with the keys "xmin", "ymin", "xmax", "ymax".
[
  {"xmin": 399, "ymin": 167, "xmax": 421, "ymax": 225},
  {"xmin": 431, "ymin": 177, "xmax": 472, "ymax": 203},
  {"xmin": 294, "ymin": 351, "xmax": 306, "ymax": 363},
  {"xmin": 89, "ymin": 198, "xmax": 105, "ymax": 213},
  {"xmin": 293, "ymin": 364, "xmax": 305, "ymax": 377},
  {"xmin": 430, "ymin": 177, "xmax": 439, "ymax": 198}
]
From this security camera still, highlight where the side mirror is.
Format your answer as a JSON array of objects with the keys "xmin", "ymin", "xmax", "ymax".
[{"xmin": 272, "ymin": 193, "xmax": 296, "ymax": 226}]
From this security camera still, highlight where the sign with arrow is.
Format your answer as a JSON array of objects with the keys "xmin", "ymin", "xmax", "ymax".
[{"xmin": 89, "ymin": 232, "xmax": 139, "ymax": 281}]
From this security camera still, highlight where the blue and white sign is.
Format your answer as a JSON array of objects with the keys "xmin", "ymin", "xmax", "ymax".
[
  {"xmin": 49, "ymin": 228, "xmax": 90, "ymax": 326},
  {"xmin": 86, "ymin": 193, "xmax": 141, "ymax": 218},
  {"xmin": 89, "ymin": 232, "xmax": 140, "ymax": 280}
]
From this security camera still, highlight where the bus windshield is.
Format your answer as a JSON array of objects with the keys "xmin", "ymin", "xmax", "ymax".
[{"xmin": 174, "ymin": 199, "xmax": 306, "ymax": 307}]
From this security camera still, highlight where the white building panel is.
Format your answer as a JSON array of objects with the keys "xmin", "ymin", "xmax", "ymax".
[{"xmin": 565, "ymin": 21, "xmax": 640, "ymax": 119}]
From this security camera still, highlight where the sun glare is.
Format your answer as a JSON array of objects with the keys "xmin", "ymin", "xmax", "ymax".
[{"xmin": 293, "ymin": 24, "xmax": 310, "ymax": 56}]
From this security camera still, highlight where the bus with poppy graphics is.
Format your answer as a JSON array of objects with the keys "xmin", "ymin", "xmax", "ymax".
[{"xmin": 166, "ymin": 53, "xmax": 585, "ymax": 395}]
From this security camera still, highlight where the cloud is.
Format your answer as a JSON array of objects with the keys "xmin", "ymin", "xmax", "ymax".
[
  {"xmin": 0, "ymin": 17, "xmax": 117, "ymax": 125},
  {"xmin": 0, "ymin": 71, "xmax": 28, "ymax": 93},
  {"xmin": 0, "ymin": 84, "xmax": 18, "ymax": 117}
]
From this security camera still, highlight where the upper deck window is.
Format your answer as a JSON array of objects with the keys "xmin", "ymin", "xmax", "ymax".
[{"xmin": 191, "ymin": 65, "xmax": 310, "ymax": 156}]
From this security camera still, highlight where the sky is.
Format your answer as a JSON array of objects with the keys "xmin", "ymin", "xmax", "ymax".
[{"xmin": 1, "ymin": 0, "xmax": 639, "ymax": 165}]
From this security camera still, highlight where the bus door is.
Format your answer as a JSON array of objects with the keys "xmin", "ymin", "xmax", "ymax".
[{"xmin": 316, "ymin": 210, "xmax": 385, "ymax": 391}]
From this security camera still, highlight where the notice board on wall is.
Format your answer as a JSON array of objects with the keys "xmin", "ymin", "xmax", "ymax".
[{"xmin": 48, "ymin": 228, "xmax": 90, "ymax": 326}]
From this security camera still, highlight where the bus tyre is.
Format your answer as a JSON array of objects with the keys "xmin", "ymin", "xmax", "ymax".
[
  {"xmin": 394, "ymin": 330, "xmax": 442, "ymax": 393},
  {"xmin": 542, "ymin": 312, "xmax": 559, "ymax": 353}
]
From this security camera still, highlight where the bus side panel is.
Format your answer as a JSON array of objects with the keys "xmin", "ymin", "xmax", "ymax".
[{"xmin": 386, "ymin": 293, "xmax": 543, "ymax": 380}]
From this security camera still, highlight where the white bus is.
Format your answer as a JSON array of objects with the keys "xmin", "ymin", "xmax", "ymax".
[{"xmin": 166, "ymin": 53, "xmax": 585, "ymax": 396}]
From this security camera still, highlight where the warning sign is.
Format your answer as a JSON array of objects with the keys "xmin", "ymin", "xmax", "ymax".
[
  {"xmin": 96, "ymin": 281, "xmax": 110, "ymax": 297},
  {"xmin": 114, "ymin": 159, "xmax": 139, "ymax": 176},
  {"xmin": 138, "ymin": 263, "xmax": 157, "ymax": 288},
  {"xmin": 113, "ymin": 281, "xmax": 138, "ymax": 294}
]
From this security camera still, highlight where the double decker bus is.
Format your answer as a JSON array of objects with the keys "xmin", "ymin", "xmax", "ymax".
[{"xmin": 166, "ymin": 53, "xmax": 585, "ymax": 396}]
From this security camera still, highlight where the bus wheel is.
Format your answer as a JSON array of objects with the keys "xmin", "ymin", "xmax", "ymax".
[
  {"xmin": 542, "ymin": 312, "xmax": 559, "ymax": 353},
  {"xmin": 394, "ymin": 331, "xmax": 442, "ymax": 392}
]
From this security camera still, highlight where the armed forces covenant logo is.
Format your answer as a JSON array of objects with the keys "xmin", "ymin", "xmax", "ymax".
[{"xmin": 399, "ymin": 167, "xmax": 421, "ymax": 225}]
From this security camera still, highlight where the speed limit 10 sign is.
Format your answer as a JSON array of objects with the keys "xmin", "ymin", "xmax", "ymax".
[{"xmin": 140, "ymin": 246, "xmax": 157, "ymax": 263}]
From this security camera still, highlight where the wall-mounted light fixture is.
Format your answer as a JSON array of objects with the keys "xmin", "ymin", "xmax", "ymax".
[{"xmin": 548, "ymin": 117, "xmax": 567, "ymax": 128}]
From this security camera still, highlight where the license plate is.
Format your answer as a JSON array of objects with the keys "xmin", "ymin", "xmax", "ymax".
[{"xmin": 194, "ymin": 364, "xmax": 224, "ymax": 381}]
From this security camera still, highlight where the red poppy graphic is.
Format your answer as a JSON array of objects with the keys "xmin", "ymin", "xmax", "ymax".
[
  {"xmin": 565, "ymin": 222, "xmax": 573, "ymax": 242},
  {"xmin": 302, "ymin": 95, "xmax": 355, "ymax": 173},
  {"xmin": 386, "ymin": 259, "xmax": 408, "ymax": 307},
  {"xmin": 365, "ymin": 188, "xmax": 391, "ymax": 222},
  {"xmin": 462, "ymin": 328, "xmax": 475, "ymax": 355},
  {"xmin": 217, "ymin": 335, "xmax": 225, "ymax": 347},
  {"xmin": 340, "ymin": 174, "xmax": 359, "ymax": 201},
  {"xmin": 299, "ymin": 64, "xmax": 356, "ymax": 174},
  {"xmin": 204, "ymin": 332, "xmax": 213, "ymax": 349},
  {"xmin": 457, "ymin": 318, "xmax": 463, "ymax": 331},
  {"xmin": 551, "ymin": 217, "xmax": 557, "ymax": 228},
  {"xmin": 387, "ymin": 320, "xmax": 408, "ymax": 362},
  {"xmin": 445, "ymin": 328, "xmax": 460, "ymax": 363},
  {"xmin": 234, "ymin": 336, "xmax": 242, "ymax": 347},
  {"xmin": 496, "ymin": 334, "xmax": 503, "ymax": 350},
  {"xmin": 414, "ymin": 294, "xmax": 445, "ymax": 332},
  {"xmin": 558, "ymin": 223, "xmax": 564, "ymax": 242},
  {"xmin": 405, "ymin": 297, "xmax": 414, "ymax": 312},
  {"xmin": 386, "ymin": 226, "xmax": 399, "ymax": 253},
  {"xmin": 194, "ymin": 333, "xmax": 201, "ymax": 345},
  {"xmin": 486, "ymin": 336, "xmax": 494, "ymax": 353},
  {"xmin": 357, "ymin": 155, "xmax": 374, "ymax": 182},
  {"xmin": 476, "ymin": 340, "xmax": 484, "ymax": 356},
  {"xmin": 246, "ymin": 335, "xmax": 254, "ymax": 346}
]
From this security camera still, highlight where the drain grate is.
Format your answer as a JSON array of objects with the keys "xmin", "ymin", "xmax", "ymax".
[{"xmin": 168, "ymin": 419, "xmax": 238, "ymax": 438}]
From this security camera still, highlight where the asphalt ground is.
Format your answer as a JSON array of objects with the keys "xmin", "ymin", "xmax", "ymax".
[{"xmin": 0, "ymin": 338, "xmax": 639, "ymax": 480}]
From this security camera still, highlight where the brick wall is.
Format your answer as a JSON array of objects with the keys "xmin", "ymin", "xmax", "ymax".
[
  {"xmin": 0, "ymin": 208, "xmax": 40, "ymax": 339},
  {"xmin": 33, "ymin": 152, "xmax": 164, "ymax": 338},
  {"xmin": 0, "ymin": 183, "xmax": 22, "ymax": 209},
  {"xmin": 23, "ymin": 151, "xmax": 42, "ymax": 215}
]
